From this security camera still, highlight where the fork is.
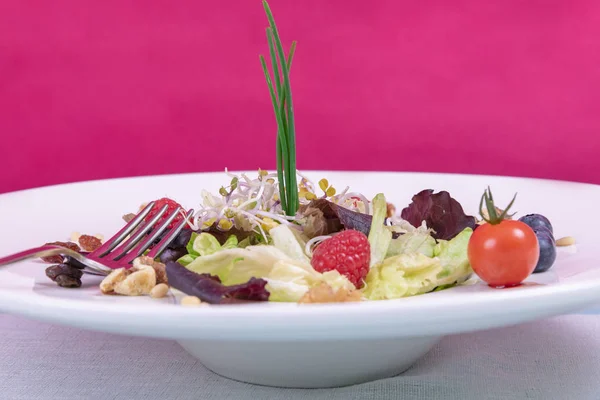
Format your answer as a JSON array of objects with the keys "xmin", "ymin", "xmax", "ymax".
[{"xmin": 0, "ymin": 202, "xmax": 194, "ymax": 276}]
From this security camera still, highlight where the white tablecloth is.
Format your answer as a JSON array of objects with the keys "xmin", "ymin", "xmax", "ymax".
[{"xmin": 1, "ymin": 313, "xmax": 600, "ymax": 400}]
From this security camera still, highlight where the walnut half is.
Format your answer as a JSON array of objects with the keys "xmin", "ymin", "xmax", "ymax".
[
  {"xmin": 114, "ymin": 266, "xmax": 156, "ymax": 296},
  {"xmin": 100, "ymin": 268, "xmax": 130, "ymax": 294},
  {"xmin": 100, "ymin": 263, "xmax": 157, "ymax": 296},
  {"xmin": 133, "ymin": 256, "xmax": 167, "ymax": 285}
]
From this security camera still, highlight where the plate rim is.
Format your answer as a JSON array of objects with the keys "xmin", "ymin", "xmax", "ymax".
[
  {"xmin": 1, "ymin": 170, "xmax": 599, "ymax": 340},
  {"xmin": 1, "ymin": 169, "xmax": 599, "ymax": 198}
]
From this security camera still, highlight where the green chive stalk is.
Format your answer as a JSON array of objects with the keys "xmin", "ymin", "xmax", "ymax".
[{"xmin": 259, "ymin": 0, "xmax": 299, "ymax": 216}]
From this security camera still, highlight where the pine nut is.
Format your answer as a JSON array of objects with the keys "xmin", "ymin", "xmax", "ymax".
[
  {"xmin": 556, "ymin": 236, "xmax": 576, "ymax": 246},
  {"xmin": 150, "ymin": 283, "xmax": 169, "ymax": 299},
  {"xmin": 181, "ymin": 296, "xmax": 202, "ymax": 306}
]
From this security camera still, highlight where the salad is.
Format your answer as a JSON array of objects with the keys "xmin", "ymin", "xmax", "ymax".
[{"xmin": 41, "ymin": 1, "xmax": 568, "ymax": 305}]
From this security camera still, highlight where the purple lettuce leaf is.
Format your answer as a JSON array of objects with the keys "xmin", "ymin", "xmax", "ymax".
[
  {"xmin": 400, "ymin": 189, "xmax": 477, "ymax": 240},
  {"xmin": 165, "ymin": 262, "xmax": 270, "ymax": 304},
  {"xmin": 299, "ymin": 199, "xmax": 373, "ymax": 238},
  {"xmin": 201, "ymin": 225, "xmax": 256, "ymax": 245},
  {"xmin": 330, "ymin": 202, "xmax": 373, "ymax": 236}
]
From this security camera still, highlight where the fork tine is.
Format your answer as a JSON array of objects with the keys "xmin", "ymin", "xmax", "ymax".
[
  {"xmin": 92, "ymin": 201, "xmax": 156, "ymax": 257},
  {"xmin": 105, "ymin": 204, "xmax": 169, "ymax": 260},
  {"xmin": 118, "ymin": 207, "xmax": 184, "ymax": 264},
  {"xmin": 147, "ymin": 209, "xmax": 194, "ymax": 259}
]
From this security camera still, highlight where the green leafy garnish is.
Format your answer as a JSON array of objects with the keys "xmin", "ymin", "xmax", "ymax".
[{"xmin": 260, "ymin": 0, "xmax": 298, "ymax": 216}]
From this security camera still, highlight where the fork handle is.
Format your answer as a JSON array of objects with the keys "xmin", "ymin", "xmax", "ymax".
[{"xmin": 0, "ymin": 245, "xmax": 81, "ymax": 267}]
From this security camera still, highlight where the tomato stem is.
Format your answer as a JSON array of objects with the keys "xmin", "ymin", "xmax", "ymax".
[{"xmin": 479, "ymin": 186, "xmax": 517, "ymax": 225}]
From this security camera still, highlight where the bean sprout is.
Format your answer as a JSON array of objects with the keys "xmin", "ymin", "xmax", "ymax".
[{"xmin": 186, "ymin": 169, "xmax": 414, "ymax": 241}]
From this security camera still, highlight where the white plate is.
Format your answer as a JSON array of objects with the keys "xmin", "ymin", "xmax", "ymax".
[{"xmin": 0, "ymin": 171, "xmax": 598, "ymax": 388}]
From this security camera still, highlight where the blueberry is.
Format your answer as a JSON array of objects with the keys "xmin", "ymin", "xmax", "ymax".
[
  {"xmin": 532, "ymin": 228, "xmax": 557, "ymax": 273},
  {"xmin": 519, "ymin": 214, "xmax": 553, "ymax": 235},
  {"xmin": 535, "ymin": 226, "xmax": 554, "ymax": 243}
]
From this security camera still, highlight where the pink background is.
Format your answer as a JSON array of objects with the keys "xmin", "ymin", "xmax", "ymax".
[{"xmin": 1, "ymin": 1, "xmax": 599, "ymax": 194}]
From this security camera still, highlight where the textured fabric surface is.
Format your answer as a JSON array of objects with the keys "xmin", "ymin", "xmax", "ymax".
[
  {"xmin": 1, "ymin": 314, "xmax": 599, "ymax": 399},
  {"xmin": 1, "ymin": 0, "xmax": 600, "ymax": 194}
]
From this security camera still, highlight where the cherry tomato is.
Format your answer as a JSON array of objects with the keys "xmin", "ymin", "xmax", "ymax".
[{"xmin": 468, "ymin": 220, "xmax": 539, "ymax": 288}]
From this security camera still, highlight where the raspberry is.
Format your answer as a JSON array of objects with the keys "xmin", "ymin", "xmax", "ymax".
[
  {"xmin": 311, "ymin": 230, "xmax": 371, "ymax": 288},
  {"xmin": 144, "ymin": 198, "xmax": 185, "ymax": 229}
]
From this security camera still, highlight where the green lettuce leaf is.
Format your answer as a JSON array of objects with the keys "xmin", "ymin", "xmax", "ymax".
[
  {"xmin": 367, "ymin": 193, "xmax": 392, "ymax": 266},
  {"xmin": 222, "ymin": 235, "xmax": 239, "ymax": 250},
  {"xmin": 185, "ymin": 243, "xmax": 355, "ymax": 302},
  {"xmin": 433, "ymin": 228, "xmax": 473, "ymax": 287},
  {"xmin": 238, "ymin": 237, "xmax": 251, "ymax": 248},
  {"xmin": 178, "ymin": 232, "xmax": 239, "ymax": 266},
  {"xmin": 186, "ymin": 232, "xmax": 200, "ymax": 256},
  {"xmin": 363, "ymin": 253, "xmax": 442, "ymax": 300},
  {"xmin": 193, "ymin": 233, "xmax": 222, "ymax": 256},
  {"xmin": 185, "ymin": 246, "xmax": 284, "ymax": 284},
  {"xmin": 363, "ymin": 228, "xmax": 473, "ymax": 300},
  {"xmin": 386, "ymin": 231, "xmax": 436, "ymax": 258},
  {"xmin": 266, "ymin": 259, "xmax": 355, "ymax": 302},
  {"xmin": 269, "ymin": 225, "xmax": 310, "ymax": 263},
  {"xmin": 177, "ymin": 254, "xmax": 196, "ymax": 267}
]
